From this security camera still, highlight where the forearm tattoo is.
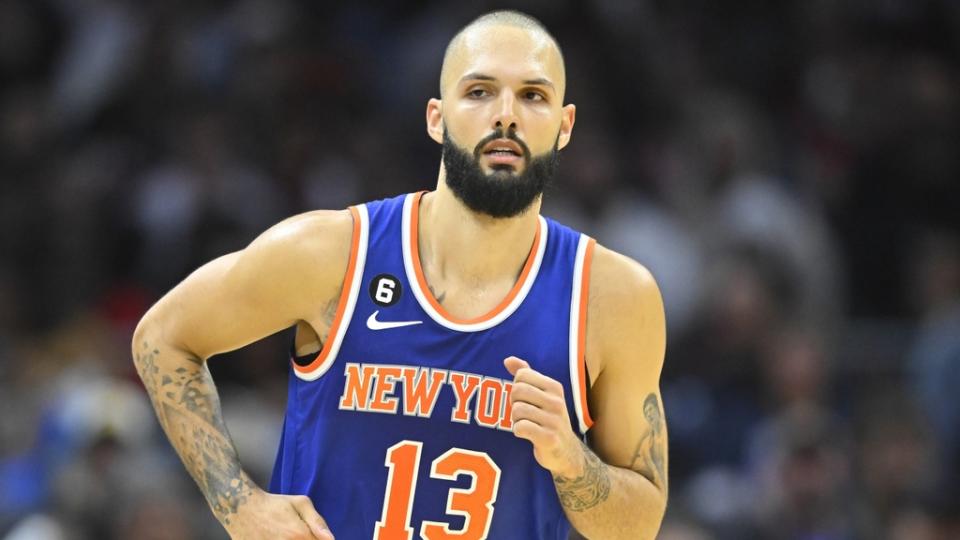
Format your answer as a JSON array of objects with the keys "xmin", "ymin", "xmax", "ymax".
[
  {"xmin": 630, "ymin": 393, "xmax": 667, "ymax": 491},
  {"xmin": 135, "ymin": 341, "xmax": 253, "ymax": 524},
  {"xmin": 552, "ymin": 440, "xmax": 612, "ymax": 511}
]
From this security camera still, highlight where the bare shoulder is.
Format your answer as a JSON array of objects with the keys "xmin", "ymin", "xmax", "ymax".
[
  {"xmin": 240, "ymin": 209, "xmax": 354, "ymax": 282},
  {"xmin": 249, "ymin": 209, "xmax": 354, "ymax": 262},
  {"xmin": 215, "ymin": 208, "xmax": 357, "ymax": 319},
  {"xmin": 585, "ymin": 243, "xmax": 666, "ymax": 377},
  {"xmin": 588, "ymin": 244, "xmax": 662, "ymax": 311}
]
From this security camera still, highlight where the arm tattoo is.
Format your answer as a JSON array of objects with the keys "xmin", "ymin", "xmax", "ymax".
[
  {"xmin": 552, "ymin": 440, "xmax": 611, "ymax": 511},
  {"xmin": 135, "ymin": 343, "xmax": 162, "ymax": 403},
  {"xmin": 313, "ymin": 283, "xmax": 343, "ymax": 348},
  {"xmin": 135, "ymin": 340, "xmax": 253, "ymax": 524},
  {"xmin": 322, "ymin": 284, "xmax": 342, "ymax": 329},
  {"xmin": 630, "ymin": 393, "xmax": 667, "ymax": 491}
]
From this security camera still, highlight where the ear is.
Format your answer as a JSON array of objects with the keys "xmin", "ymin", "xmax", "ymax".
[
  {"xmin": 557, "ymin": 103, "xmax": 576, "ymax": 150},
  {"xmin": 426, "ymin": 98, "xmax": 444, "ymax": 144}
]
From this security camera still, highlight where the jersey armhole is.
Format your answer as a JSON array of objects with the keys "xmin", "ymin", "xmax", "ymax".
[
  {"xmin": 292, "ymin": 204, "xmax": 369, "ymax": 381},
  {"xmin": 290, "ymin": 338, "xmax": 318, "ymax": 366},
  {"xmin": 569, "ymin": 235, "xmax": 596, "ymax": 434}
]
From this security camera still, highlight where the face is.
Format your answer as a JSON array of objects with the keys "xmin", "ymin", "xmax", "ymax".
[{"xmin": 427, "ymin": 24, "xmax": 575, "ymax": 216}]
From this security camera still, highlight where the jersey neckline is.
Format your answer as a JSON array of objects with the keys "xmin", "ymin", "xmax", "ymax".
[{"xmin": 401, "ymin": 191, "xmax": 548, "ymax": 332}]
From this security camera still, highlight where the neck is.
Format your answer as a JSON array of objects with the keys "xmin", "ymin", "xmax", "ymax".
[{"xmin": 419, "ymin": 165, "xmax": 542, "ymax": 286}]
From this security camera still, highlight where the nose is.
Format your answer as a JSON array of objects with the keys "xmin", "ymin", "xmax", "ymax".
[{"xmin": 491, "ymin": 91, "xmax": 519, "ymax": 132}]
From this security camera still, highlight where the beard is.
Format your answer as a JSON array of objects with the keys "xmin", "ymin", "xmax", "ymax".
[{"xmin": 442, "ymin": 127, "xmax": 559, "ymax": 219}]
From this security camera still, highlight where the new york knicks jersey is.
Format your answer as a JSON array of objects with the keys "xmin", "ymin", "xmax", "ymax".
[{"xmin": 269, "ymin": 192, "xmax": 596, "ymax": 539}]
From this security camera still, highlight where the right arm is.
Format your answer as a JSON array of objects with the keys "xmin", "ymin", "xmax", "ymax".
[{"xmin": 132, "ymin": 209, "xmax": 354, "ymax": 539}]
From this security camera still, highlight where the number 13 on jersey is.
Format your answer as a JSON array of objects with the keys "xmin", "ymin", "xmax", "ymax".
[{"xmin": 375, "ymin": 440, "xmax": 501, "ymax": 540}]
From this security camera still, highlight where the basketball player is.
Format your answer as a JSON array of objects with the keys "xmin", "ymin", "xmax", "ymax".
[{"xmin": 133, "ymin": 10, "xmax": 668, "ymax": 540}]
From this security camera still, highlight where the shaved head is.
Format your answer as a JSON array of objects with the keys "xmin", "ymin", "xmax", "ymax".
[
  {"xmin": 439, "ymin": 10, "xmax": 566, "ymax": 99},
  {"xmin": 427, "ymin": 10, "xmax": 576, "ymax": 218}
]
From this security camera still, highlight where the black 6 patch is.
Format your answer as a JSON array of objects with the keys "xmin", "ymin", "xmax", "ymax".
[{"xmin": 370, "ymin": 274, "xmax": 402, "ymax": 307}]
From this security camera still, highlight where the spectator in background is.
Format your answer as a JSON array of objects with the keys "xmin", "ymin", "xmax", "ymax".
[{"xmin": 909, "ymin": 230, "xmax": 960, "ymax": 514}]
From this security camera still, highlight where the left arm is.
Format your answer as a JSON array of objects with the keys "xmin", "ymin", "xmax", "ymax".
[{"xmin": 505, "ymin": 244, "xmax": 668, "ymax": 539}]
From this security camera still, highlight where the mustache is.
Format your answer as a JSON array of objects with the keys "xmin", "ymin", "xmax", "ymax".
[{"xmin": 472, "ymin": 128, "xmax": 531, "ymax": 160}]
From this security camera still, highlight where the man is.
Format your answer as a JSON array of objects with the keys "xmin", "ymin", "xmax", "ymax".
[{"xmin": 133, "ymin": 10, "xmax": 668, "ymax": 540}]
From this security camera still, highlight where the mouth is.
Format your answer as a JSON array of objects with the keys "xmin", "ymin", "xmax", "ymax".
[{"xmin": 481, "ymin": 139, "xmax": 524, "ymax": 167}]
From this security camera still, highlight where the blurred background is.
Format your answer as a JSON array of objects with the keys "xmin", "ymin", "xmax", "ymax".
[{"xmin": 1, "ymin": 0, "xmax": 959, "ymax": 538}]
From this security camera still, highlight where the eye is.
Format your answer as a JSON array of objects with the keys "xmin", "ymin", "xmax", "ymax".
[
  {"xmin": 523, "ymin": 90, "xmax": 546, "ymax": 102},
  {"xmin": 467, "ymin": 88, "xmax": 489, "ymax": 99}
]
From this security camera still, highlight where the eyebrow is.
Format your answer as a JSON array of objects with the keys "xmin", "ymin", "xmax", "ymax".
[{"xmin": 460, "ymin": 72, "xmax": 556, "ymax": 90}]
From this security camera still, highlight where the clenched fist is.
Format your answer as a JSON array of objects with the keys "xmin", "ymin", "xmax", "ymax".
[{"xmin": 504, "ymin": 356, "xmax": 585, "ymax": 479}]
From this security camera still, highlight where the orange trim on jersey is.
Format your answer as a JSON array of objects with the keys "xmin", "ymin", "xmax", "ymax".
[
  {"xmin": 577, "ymin": 238, "xmax": 596, "ymax": 429},
  {"xmin": 293, "ymin": 206, "xmax": 361, "ymax": 374},
  {"xmin": 409, "ymin": 191, "xmax": 541, "ymax": 325}
]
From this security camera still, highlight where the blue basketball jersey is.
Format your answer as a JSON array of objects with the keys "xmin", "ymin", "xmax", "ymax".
[{"xmin": 269, "ymin": 192, "xmax": 596, "ymax": 540}]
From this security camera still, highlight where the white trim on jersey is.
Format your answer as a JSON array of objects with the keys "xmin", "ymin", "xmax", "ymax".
[
  {"xmin": 569, "ymin": 234, "xmax": 592, "ymax": 435},
  {"xmin": 401, "ymin": 193, "xmax": 548, "ymax": 333},
  {"xmin": 294, "ymin": 204, "xmax": 370, "ymax": 382}
]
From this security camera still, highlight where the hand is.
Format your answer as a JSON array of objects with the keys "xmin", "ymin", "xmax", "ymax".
[
  {"xmin": 224, "ymin": 488, "xmax": 334, "ymax": 540},
  {"xmin": 504, "ymin": 356, "xmax": 585, "ymax": 478}
]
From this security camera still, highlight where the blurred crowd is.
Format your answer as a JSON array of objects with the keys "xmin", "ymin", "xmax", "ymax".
[{"xmin": 1, "ymin": 0, "xmax": 959, "ymax": 539}]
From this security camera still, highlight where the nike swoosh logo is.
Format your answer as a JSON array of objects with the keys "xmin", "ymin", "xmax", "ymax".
[{"xmin": 366, "ymin": 310, "xmax": 423, "ymax": 330}]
